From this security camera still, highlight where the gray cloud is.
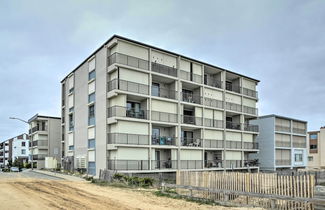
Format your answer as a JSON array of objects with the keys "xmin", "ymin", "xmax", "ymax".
[{"xmin": 1, "ymin": 0, "xmax": 324, "ymax": 140}]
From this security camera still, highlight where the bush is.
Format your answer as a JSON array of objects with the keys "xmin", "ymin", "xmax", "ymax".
[
  {"xmin": 113, "ymin": 173, "xmax": 124, "ymax": 181},
  {"xmin": 111, "ymin": 173, "xmax": 154, "ymax": 187}
]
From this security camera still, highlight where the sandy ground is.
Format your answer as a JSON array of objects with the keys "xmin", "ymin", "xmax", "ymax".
[{"xmin": 0, "ymin": 174, "xmax": 263, "ymax": 210}]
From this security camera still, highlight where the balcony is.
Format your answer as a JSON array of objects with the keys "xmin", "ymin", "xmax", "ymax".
[
  {"xmin": 204, "ymin": 118, "xmax": 223, "ymax": 128},
  {"xmin": 107, "ymin": 133, "xmax": 149, "ymax": 145},
  {"xmin": 244, "ymin": 159, "xmax": 259, "ymax": 167},
  {"xmin": 152, "ymin": 136, "xmax": 176, "ymax": 146},
  {"xmin": 32, "ymin": 154, "xmax": 47, "ymax": 161},
  {"xmin": 29, "ymin": 125, "xmax": 47, "ymax": 134},
  {"xmin": 242, "ymin": 87, "xmax": 258, "ymax": 98},
  {"xmin": 180, "ymin": 160, "xmax": 203, "ymax": 169},
  {"xmin": 275, "ymin": 125, "xmax": 291, "ymax": 133},
  {"xmin": 151, "ymin": 111, "xmax": 178, "ymax": 123},
  {"xmin": 293, "ymin": 128, "xmax": 306, "ymax": 135},
  {"xmin": 292, "ymin": 142, "xmax": 306, "ymax": 148},
  {"xmin": 182, "ymin": 115, "xmax": 203, "ymax": 126},
  {"xmin": 32, "ymin": 140, "xmax": 48, "ymax": 147},
  {"xmin": 226, "ymin": 102, "xmax": 242, "ymax": 112},
  {"xmin": 225, "ymin": 160, "xmax": 242, "ymax": 168},
  {"xmin": 107, "ymin": 160, "xmax": 149, "ymax": 170},
  {"xmin": 151, "ymin": 62, "xmax": 177, "ymax": 77},
  {"xmin": 275, "ymin": 141, "xmax": 291, "ymax": 147},
  {"xmin": 151, "ymin": 160, "xmax": 178, "ymax": 170},
  {"xmin": 204, "ymin": 97, "xmax": 223, "ymax": 109},
  {"xmin": 225, "ymin": 141, "xmax": 242, "ymax": 149},
  {"xmin": 181, "ymin": 92, "xmax": 202, "ymax": 104},
  {"xmin": 151, "ymin": 86, "xmax": 177, "ymax": 100},
  {"xmin": 205, "ymin": 80, "xmax": 222, "ymax": 89},
  {"xmin": 244, "ymin": 124, "xmax": 259, "ymax": 132},
  {"xmin": 276, "ymin": 159, "xmax": 291, "ymax": 166},
  {"xmin": 107, "ymin": 52, "xmax": 149, "ymax": 70},
  {"xmin": 108, "ymin": 106, "xmax": 149, "ymax": 120},
  {"xmin": 107, "ymin": 79, "xmax": 149, "ymax": 95},
  {"xmin": 179, "ymin": 70, "xmax": 202, "ymax": 84},
  {"xmin": 205, "ymin": 160, "xmax": 223, "ymax": 168},
  {"xmin": 181, "ymin": 138, "xmax": 202, "ymax": 147},
  {"xmin": 243, "ymin": 142, "xmax": 258, "ymax": 149},
  {"xmin": 226, "ymin": 83, "xmax": 241, "ymax": 94},
  {"xmin": 204, "ymin": 139, "xmax": 223, "ymax": 149},
  {"xmin": 226, "ymin": 121, "xmax": 241, "ymax": 130},
  {"xmin": 243, "ymin": 106, "xmax": 258, "ymax": 115}
]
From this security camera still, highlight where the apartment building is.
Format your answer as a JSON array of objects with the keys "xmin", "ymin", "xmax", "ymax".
[
  {"xmin": 307, "ymin": 127, "xmax": 325, "ymax": 169},
  {"xmin": 11, "ymin": 133, "xmax": 30, "ymax": 164},
  {"xmin": 251, "ymin": 115, "xmax": 307, "ymax": 171},
  {"xmin": 28, "ymin": 114, "xmax": 61, "ymax": 169},
  {"xmin": 61, "ymin": 35, "xmax": 260, "ymax": 176},
  {"xmin": 0, "ymin": 139, "xmax": 12, "ymax": 168}
]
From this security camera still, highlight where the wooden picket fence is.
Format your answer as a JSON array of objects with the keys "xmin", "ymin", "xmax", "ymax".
[{"xmin": 174, "ymin": 171, "xmax": 317, "ymax": 209}]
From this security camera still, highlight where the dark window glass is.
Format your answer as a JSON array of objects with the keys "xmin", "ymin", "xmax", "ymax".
[{"xmin": 88, "ymin": 70, "xmax": 96, "ymax": 80}]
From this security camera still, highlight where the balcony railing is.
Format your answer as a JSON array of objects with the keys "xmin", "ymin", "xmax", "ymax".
[
  {"xmin": 244, "ymin": 124, "xmax": 259, "ymax": 132},
  {"xmin": 107, "ymin": 52, "xmax": 149, "ymax": 70},
  {"xmin": 179, "ymin": 70, "xmax": 202, "ymax": 84},
  {"xmin": 292, "ymin": 142, "xmax": 306, "ymax": 148},
  {"xmin": 243, "ymin": 142, "xmax": 258, "ymax": 149},
  {"xmin": 107, "ymin": 160, "xmax": 149, "ymax": 170},
  {"xmin": 29, "ymin": 126, "xmax": 47, "ymax": 134},
  {"xmin": 275, "ymin": 125, "xmax": 291, "ymax": 132},
  {"xmin": 205, "ymin": 80, "xmax": 222, "ymax": 89},
  {"xmin": 151, "ymin": 160, "xmax": 178, "ymax": 170},
  {"xmin": 242, "ymin": 87, "xmax": 258, "ymax": 98},
  {"xmin": 151, "ymin": 62, "xmax": 177, "ymax": 77},
  {"xmin": 151, "ymin": 111, "xmax": 178, "ymax": 123},
  {"xmin": 180, "ymin": 160, "xmax": 203, "ymax": 169},
  {"xmin": 108, "ymin": 106, "xmax": 149, "ymax": 120},
  {"xmin": 107, "ymin": 79, "xmax": 149, "ymax": 95},
  {"xmin": 204, "ymin": 118, "xmax": 223, "ymax": 128},
  {"xmin": 204, "ymin": 97, "xmax": 223, "ymax": 109},
  {"xmin": 244, "ymin": 159, "xmax": 259, "ymax": 167},
  {"xmin": 243, "ymin": 106, "xmax": 258, "ymax": 115},
  {"xmin": 276, "ymin": 159, "xmax": 291, "ymax": 166},
  {"xmin": 275, "ymin": 141, "xmax": 291, "ymax": 147},
  {"xmin": 182, "ymin": 115, "xmax": 203, "ymax": 126},
  {"xmin": 225, "ymin": 141, "xmax": 242, "ymax": 149},
  {"xmin": 226, "ymin": 121, "xmax": 241, "ymax": 130},
  {"xmin": 32, "ymin": 154, "xmax": 47, "ymax": 160},
  {"xmin": 205, "ymin": 160, "xmax": 223, "ymax": 168},
  {"xmin": 204, "ymin": 139, "xmax": 223, "ymax": 149},
  {"xmin": 151, "ymin": 86, "xmax": 177, "ymax": 100},
  {"xmin": 293, "ymin": 128, "xmax": 306, "ymax": 135},
  {"xmin": 152, "ymin": 136, "xmax": 176, "ymax": 146},
  {"xmin": 181, "ymin": 92, "xmax": 202, "ymax": 104},
  {"xmin": 226, "ymin": 102, "xmax": 242, "ymax": 112},
  {"xmin": 181, "ymin": 138, "xmax": 202, "ymax": 147},
  {"xmin": 226, "ymin": 83, "xmax": 241, "ymax": 93},
  {"xmin": 32, "ymin": 140, "xmax": 48, "ymax": 147},
  {"xmin": 107, "ymin": 133, "xmax": 149, "ymax": 145},
  {"xmin": 225, "ymin": 160, "xmax": 242, "ymax": 168}
]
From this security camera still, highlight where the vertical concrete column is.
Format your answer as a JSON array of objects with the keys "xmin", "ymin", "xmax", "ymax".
[
  {"xmin": 201, "ymin": 64, "xmax": 205, "ymax": 169},
  {"xmin": 177, "ymin": 56, "xmax": 182, "ymax": 170},
  {"xmin": 221, "ymin": 71, "xmax": 226, "ymax": 170},
  {"xmin": 239, "ymin": 77, "xmax": 244, "ymax": 168},
  {"xmin": 148, "ymin": 48, "xmax": 152, "ymax": 170}
]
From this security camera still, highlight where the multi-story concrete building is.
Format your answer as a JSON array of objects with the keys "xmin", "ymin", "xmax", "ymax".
[
  {"xmin": 61, "ymin": 35, "xmax": 260, "ymax": 176},
  {"xmin": 251, "ymin": 115, "xmax": 307, "ymax": 171},
  {"xmin": 28, "ymin": 114, "xmax": 61, "ymax": 169},
  {"xmin": 307, "ymin": 127, "xmax": 325, "ymax": 169},
  {"xmin": 0, "ymin": 139, "xmax": 11, "ymax": 168}
]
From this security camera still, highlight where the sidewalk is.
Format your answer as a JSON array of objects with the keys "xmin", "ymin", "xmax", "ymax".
[{"xmin": 33, "ymin": 169, "xmax": 86, "ymax": 182}]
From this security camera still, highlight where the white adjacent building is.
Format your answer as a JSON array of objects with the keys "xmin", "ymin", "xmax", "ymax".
[{"xmin": 11, "ymin": 133, "xmax": 30, "ymax": 163}]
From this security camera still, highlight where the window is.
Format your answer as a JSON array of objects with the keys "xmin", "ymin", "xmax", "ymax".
[
  {"xmin": 69, "ymin": 114, "xmax": 74, "ymax": 131},
  {"xmin": 294, "ymin": 154, "xmax": 303, "ymax": 162},
  {"xmin": 310, "ymin": 134, "xmax": 318, "ymax": 139},
  {"xmin": 88, "ymin": 105, "xmax": 95, "ymax": 126},
  {"xmin": 21, "ymin": 149, "xmax": 26, "ymax": 155},
  {"xmin": 310, "ymin": 144, "xmax": 317, "ymax": 150},
  {"xmin": 69, "ymin": 87, "xmax": 74, "ymax": 94},
  {"xmin": 88, "ymin": 70, "xmax": 96, "ymax": 80},
  {"xmin": 204, "ymin": 74, "xmax": 208, "ymax": 85},
  {"xmin": 69, "ymin": 107, "xmax": 74, "ymax": 113},
  {"xmin": 22, "ymin": 142, "xmax": 26, "ymax": 147},
  {"xmin": 308, "ymin": 156, "xmax": 313, "ymax": 161},
  {"xmin": 88, "ymin": 139, "xmax": 95, "ymax": 149},
  {"xmin": 88, "ymin": 162, "xmax": 96, "ymax": 175},
  {"xmin": 152, "ymin": 83, "xmax": 160, "ymax": 97},
  {"xmin": 68, "ymin": 145, "xmax": 74, "ymax": 151},
  {"xmin": 88, "ymin": 93, "xmax": 95, "ymax": 103}
]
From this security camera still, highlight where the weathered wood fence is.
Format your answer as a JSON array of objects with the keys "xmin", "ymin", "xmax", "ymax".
[{"xmin": 173, "ymin": 171, "xmax": 321, "ymax": 209}]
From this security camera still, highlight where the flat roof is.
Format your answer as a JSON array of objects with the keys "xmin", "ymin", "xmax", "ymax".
[
  {"xmin": 28, "ymin": 114, "xmax": 61, "ymax": 123},
  {"xmin": 0, "ymin": 133, "xmax": 28, "ymax": 144},
  {"xmin": 258, "ymin": 114, "xmax": 307, "ymax": 123},
  {"xmin": 61, "ymin": 34, "xmax": 260, "ymax": 83}
]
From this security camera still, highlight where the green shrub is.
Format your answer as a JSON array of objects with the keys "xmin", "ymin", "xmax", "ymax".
[{"xmin": 113, "ymin": 173, "xmax": 124, "ymax": 181}]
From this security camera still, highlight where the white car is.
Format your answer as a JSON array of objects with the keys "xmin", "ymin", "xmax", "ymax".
[{"xmin": 10, "ymin": 167, "xmax": 19, "ymax": 172}]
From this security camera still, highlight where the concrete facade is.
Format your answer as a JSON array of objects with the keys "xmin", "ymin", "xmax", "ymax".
[
  {"xmin": 307, "ymin": 127, "xmax": 325, "ymax": 169},
  {"xmin": 61, "ymin": 35, "xmax": 260, "ymax": 177},
  {"xmin": 251, "ymin": 115, "xmax": 307, "ymax": 171},
  {"xmin": 28, "ymin": 114, "xmax": 61, "ymax": 169}
]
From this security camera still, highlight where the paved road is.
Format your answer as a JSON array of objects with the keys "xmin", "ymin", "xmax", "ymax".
[{"xmin": 0, "ymin": 170, "xmax": 63, "ymax": 180}]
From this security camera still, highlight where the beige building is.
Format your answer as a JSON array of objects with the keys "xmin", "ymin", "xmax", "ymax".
[
  {"xmin": 61, "ymin": 35, "xmax": 260, "ymax": 176},
  {"xmin": 307, "ymin": 127, "xmax": 325, "ymax": 169},
  {"xmin": 28, "ymin": 114, "xmax": 61, "ymax": 169}
]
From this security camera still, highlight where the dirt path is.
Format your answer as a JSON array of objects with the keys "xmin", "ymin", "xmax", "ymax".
[{"xmin": 0, "ymin": 178, "xmax": 263, "ymax": 210}]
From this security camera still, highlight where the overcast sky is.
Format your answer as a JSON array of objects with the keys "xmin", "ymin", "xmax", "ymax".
[{"xmin": 0, "ymin": 0, "xmax": 324, "ymax": 140}]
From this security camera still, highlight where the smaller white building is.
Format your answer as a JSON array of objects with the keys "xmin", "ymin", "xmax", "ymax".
[{"xmin": 12, "ymin": 133, "xmax": 30, "ymax": 163}]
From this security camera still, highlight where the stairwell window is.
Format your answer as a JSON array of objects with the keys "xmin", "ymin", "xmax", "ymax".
[
  {"xmin": 88, "ymin": 93, "xmax": 95, "ymax": 103},
  {"xmin": 88, "ymin": 162, "xmax": 96, "ymax": 175},
  {"xmin": 89, "ymin": 70, "xmax": 96, "ymax": 81},
  {"xmin": 88, "ymin": 139, "xmax": 95, "ymax": 149},
  {"xmin": 88, "ymin": 105, "xmax": 95, "ymax": 126}
]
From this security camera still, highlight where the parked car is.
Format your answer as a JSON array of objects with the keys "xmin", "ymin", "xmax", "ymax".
[{"xmin": 10, "ymin": 167, "xmax": 19, "ymax": 172}]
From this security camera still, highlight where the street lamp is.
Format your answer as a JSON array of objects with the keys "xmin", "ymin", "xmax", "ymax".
[{"xmin": 9, "ymin": 117, "xmax": 33, "ymax": 170}]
